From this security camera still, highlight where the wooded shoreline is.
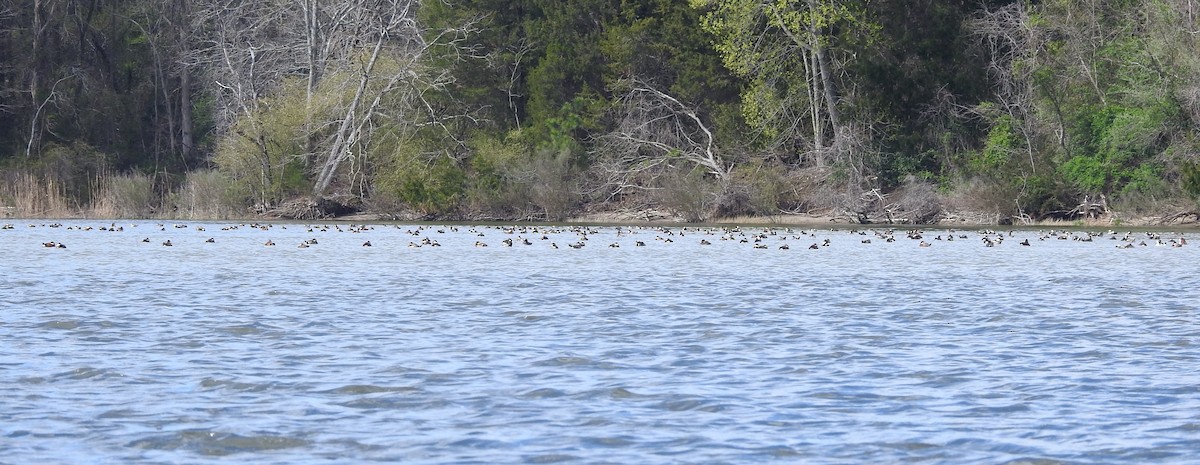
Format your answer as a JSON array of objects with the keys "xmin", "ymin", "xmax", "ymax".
[
  {"xmin": 4, "ymin": 194, "xmax": 1198, "ymax": 229},
  {"xmin": 4, "ymin": 1, "xmax": 1200, "ymax": 225}
]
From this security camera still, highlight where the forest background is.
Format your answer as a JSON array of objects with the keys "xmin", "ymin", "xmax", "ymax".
[{"xmin": 4, "ymin": 0, "xmax": 1200, "ymax": 224}]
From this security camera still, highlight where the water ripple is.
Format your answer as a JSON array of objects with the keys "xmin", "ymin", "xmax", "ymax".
[{"xmin": 2, "ymin": 221, "xmax": 1199, "ymax": 463}]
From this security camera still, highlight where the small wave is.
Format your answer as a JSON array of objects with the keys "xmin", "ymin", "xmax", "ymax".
[
  {"xmin": 39, "ymin": 320, "xmax": 81, "ymax": 330},
  {"xmin": 580, "ymin": 435, "xmax": 636, "ymax": 448},
  {"xmin": 524, "ymin": 453, "xmax": 579, "ymax": 463},
  {"xmin": 199, "ymin": 377, "xmax": 278, "ymax": 392},
  {"xmin": 520, "ymin": 387, "xmax": 568, "ymax": 399},
  {"xmin": 337, "ymin": 397, "xmax": 444, "ymax": 410},
  {"xmin": 534, "ymin": 355, "xmax": 592, "ymax": 367},
  {"xmin": 654, "ymin": 396, "xmax": 728, "ymax": 413},
  {"xmin": 321, "ymin": 384, "xmax": 420, "ymax": 395},
  {"xmin": 52, "ymin": 367, "xmax": 123, "ymax": 381},
  {"xmin": 998, "ymin": 458, "xmax": 1068, "ymax": 465},
  {"xmin": 447, "ymin": 437, "xmax": 510, "ymax": 449},
  {"xmin": 127, "ymin": 430, "xmax": 310, "ymax": 456},
  {"xmin": 216, "ymin": 323, "xmax": 284, "ymax": 338}
]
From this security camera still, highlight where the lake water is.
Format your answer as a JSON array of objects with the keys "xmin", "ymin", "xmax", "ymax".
[{"xmin": 2, "ymin": 220, "xmax": 1199, "ymax": 464}]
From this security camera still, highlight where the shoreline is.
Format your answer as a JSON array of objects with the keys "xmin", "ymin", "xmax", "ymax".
[{"xmin": 8, "ymin": 207, "xmax": 1199, "ymax": 230}]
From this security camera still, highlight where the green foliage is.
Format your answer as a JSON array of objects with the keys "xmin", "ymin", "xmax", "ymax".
[
  {"xmin": 378, "ymin": 153, "xmax": 467, "ymax": 217},
  {"xmin": 523, "ymin": 0, "xmax": 614, "ymax": 129},
  {"xmin": 213, "ymin": 79, "xmax": 313, "ymax": 206},
  {"xmin": 1121, "ymin": 162, "xmax": 1164, "ymax": 197},
  {"xmin": 1059, "ymin": 102, "xmax": 1176, "ymax": 194},
  {"xmin": 1182, "ymin": 161, "xmax": 1200, "ymax": 201},
  {"xmin": 1018, "ymin": 175, "xmax": 1073, "ymax": 218},
  {"xmin": 974, "ymin": 117, "xmax": 1018, "ymax": 174},
  {"xmin": 538, "ymin": 96, "xmax": 594, "ymax": 154},
  {"xmin": 463, "ymin": 133, "xmax": 535, "ymax": 216},
  {"xmin": 11, "ymin": 0, "xmax": 1200, "ymax": 220}
]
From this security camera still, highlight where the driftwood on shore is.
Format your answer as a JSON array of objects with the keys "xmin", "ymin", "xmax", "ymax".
[
  {"xmin": 266, "ymin": 196, "xmax": 361, "ymax": 220},
  {"xmin": 841, "ymin": 186, "xmax": 943, "ymax": 225}
]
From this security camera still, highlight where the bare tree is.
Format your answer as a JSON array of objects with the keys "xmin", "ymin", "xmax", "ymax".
[
  {"xmin": 310, "ymin": 0, "xmax": 481, "ymax": 195},
  {"xmin": 193, "ymin": 0, "xmax": 479, "ymax": 202},
  {"xmin": 312, "ymin": 0, "xmax": 424, "ymax": 195},
  {"xmin": 597, "ymin": 79, "xmax": 730, "ymax": 198},
  {"xmin": 969, "ymin": 2, "xmax": 1041, "ymax": 173}
]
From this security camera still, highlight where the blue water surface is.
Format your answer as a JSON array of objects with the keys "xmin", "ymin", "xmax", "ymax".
[{"xmin": 2, "ymin": 221, "xmax": 1198, "ymax": 464}]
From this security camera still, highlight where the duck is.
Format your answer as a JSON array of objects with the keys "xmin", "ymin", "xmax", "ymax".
[
  {"xmin": 362, "ymin": 241, "xmax": 372, "ymax": 247},
  {"xmin": 475, "ymin": 241, "xmax": 488, "ymax": 247},
  {"xmin": 635, "ymin": 241, "xmax": 646, "ymax": 247},
  {"xmin": 700, "ymin": 239, "xmax": 712, "ymax": 245},
  {"xmin": 264, "ymin": 240, "xmax": 275, "ymax": 246},
  {"xmin": 919, "ymin": 241, "xmax": 931, "ymax": 248},
  {"xmin": 205, "ymin": 238, "xmax": 215, "ymax": 243},
  {"xmin": 162, "ymin": 240, "xmax": 173, "ymax": 247}
]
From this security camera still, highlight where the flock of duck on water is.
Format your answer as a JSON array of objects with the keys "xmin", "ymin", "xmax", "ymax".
[{"xmin": 6, "ymin": 221, "xmax": 1190, "ymax": 250}]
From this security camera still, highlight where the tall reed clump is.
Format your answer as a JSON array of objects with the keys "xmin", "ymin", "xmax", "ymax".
[
  {"xmin": 0, "ymin": 171, "xmax": 73, "ymax": 218},
  {"xmin": 170, "ymin": 169, "xmax": 245, "ymax": 220},
  {"xmin": 93, "ymin": 172, "xmax": 156, "ymax": 218}
]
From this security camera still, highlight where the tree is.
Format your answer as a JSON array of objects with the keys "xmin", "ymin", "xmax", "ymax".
[
  {"xmin": 691, "ymin": 0, "xmax": 871, "ymax": 167},
  {"xmin": 195, "ymin": 0, "xmax": 479, "ymax": 202},
  {"xmin": 599, "ymin": 79, "xmax": 730, "ymax": 188}
]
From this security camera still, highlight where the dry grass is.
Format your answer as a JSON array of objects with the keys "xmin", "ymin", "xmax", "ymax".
[
  {"xmin": 942, "ymin": 177, "xmax": 1016, "ymax": 222},
  {"xmin": 93, "ymin": 172, "xmax": 156, "ymax": 218},
  {"xmin": 0, "ymin": 172, "xmax": 75, "ymax": 218},
  {"xmin": 1, "ymin": 169, "xmax": 249, "ymax": 220},
  {"xmin": 171, "ymin": 170, "xmax": 244, "ymax": 220}
]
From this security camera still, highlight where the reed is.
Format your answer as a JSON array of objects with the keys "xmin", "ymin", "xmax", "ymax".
[
  {"xmin": 0, "ymin": 171, "xmax": 75, "ymax": 218},
  {"xmin": 93, "ymin": 172, "xmax": 156, "ymax": 218},
  {"xmin": 171, "ymin": 169, "xmax": 244, "ymax": 220}
]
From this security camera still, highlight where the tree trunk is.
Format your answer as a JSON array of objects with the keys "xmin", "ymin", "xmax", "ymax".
[
  {"xmin": 815, "ymin": 43, "xmax": 841, "ymax": 147},
  {"xmin": 313, "ymin": 34, "xmax": 386, "ymax": 195},
  {"xmin": 180, "ymin": 63, "xmax": 194, "ymax": 165},
  {"xmin": 28, "ymin": 0, "xmax": 44, "ymax": 159}
]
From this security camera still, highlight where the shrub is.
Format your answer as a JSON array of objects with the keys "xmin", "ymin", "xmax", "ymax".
[
  {"xmin": 95, "ymin": 172, "xmax": 156, "ymax": 218},
  {"xmin": 657, "ymin": 168, "xmax": 720, "ymax": 222},
  {"xmin": 375, "ymin": 152, "xmax": 466, "ymax": 217},
  {"xmin": 726, "ymin": 161, "xmax": 793, "ymax": 216},
  {"xmin": 172, "ymin": 169, "xmax": 246, "ymax": 219}
]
